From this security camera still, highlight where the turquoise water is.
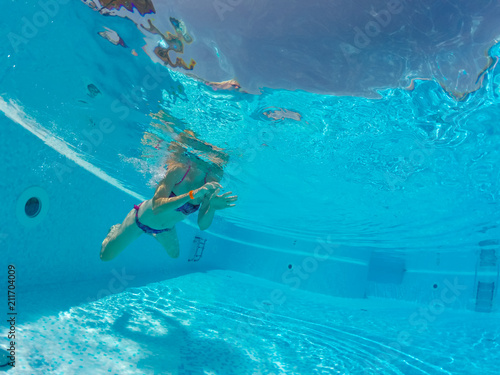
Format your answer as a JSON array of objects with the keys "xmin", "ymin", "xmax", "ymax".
[
  {"xmin": 2, "ymin": 1, "xmax": 500, "ymax": 374},
  {"xmin": 2, "ymin": 1, "xmax": 500, "ymax": 251},
  {"xmin": 7, "ymin": 271, "xmax": 500, "ymax": 374}
]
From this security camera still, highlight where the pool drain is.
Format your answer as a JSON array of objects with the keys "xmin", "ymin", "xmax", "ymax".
[
  {"xmin": 16, "ymin": 186, "xmax": 50, "ymax": 227},
  {"xmin": 0, "ymin": 347, "xmax": 9, "ymax": 368},
  {"xmin": 25, "ymin": 197, "xmax": 41, "ymax": 218}
]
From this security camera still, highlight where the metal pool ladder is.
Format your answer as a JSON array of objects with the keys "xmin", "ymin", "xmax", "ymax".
[{"xmin": 188, "ymin": 236, "xmax": 207, "ymax": 262}]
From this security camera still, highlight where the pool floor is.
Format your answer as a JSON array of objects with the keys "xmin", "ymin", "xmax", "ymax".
[{"xmin": 2, "ymin": 270, "xmax": 499, "ymax": 374}]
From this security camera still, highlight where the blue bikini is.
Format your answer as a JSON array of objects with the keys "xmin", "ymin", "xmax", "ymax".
[
  {"xmin": 133, "ymin": 165, "xmax": 207, "ymax": 234},
  {"xmin": 133, "ymin": 202, "xmax": 169, "ymax": 234}
]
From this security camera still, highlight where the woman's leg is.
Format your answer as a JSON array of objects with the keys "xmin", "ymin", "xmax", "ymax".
[
  {"xmin": 100, "ymin": 208, "xmax": 143, "ymax": 261},
  {"xmin": 152, "ymin": 226, "xmax": 180, "ymax": 258}
]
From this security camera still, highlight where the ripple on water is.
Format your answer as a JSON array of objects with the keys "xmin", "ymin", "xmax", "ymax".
[{"xmin": 10, "ymin": 271, "xmax": 499, "ymax": 374}]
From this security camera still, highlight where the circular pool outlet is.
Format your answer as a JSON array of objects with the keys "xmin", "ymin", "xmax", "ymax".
[
  {"xmin": 0, "ymin": 346, "xmax": 9, "ymax": 368},
  {"xmin": 25, "ymin": 197, "xmax": 41, "ymax": 218},
  {"xmin": 16, "ymin": 186, "xmax": 50, "ymax": 227}
]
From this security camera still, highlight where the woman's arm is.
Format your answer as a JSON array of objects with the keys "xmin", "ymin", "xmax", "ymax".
[
  {"xmin": 197, "ymin": 189, "xmax": 238, "ymax": 230},
  {"xmin": 198, "ymin": 195, "xmax": 216, "ymax": 231},
  {"xmin": 154, "ymin": 190, "xmax": 194, "ymax": 215},
  {"xmin": 152, "ymin": 166, "xmax": 221, "ymax": 215},
  {"xmin": 151, "ymin": 166, "xmax": 188, "ymax": 214}
]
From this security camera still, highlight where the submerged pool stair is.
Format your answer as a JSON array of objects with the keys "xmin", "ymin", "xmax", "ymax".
[{"xmin": 474, "ymin": 245, "xmax": 499, "ymax": 312}]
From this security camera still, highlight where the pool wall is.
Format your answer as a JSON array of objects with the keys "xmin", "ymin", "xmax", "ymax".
[
  {"xmin": 204, "ymin": 233, "xmax": 498, "ymax": 312},
  {"xmin": 2, "ymin": 119, "xmax": 498, "ymax": 313},
  {"xmin": 1, "ymin": 119, "xmax": 206, "ymax": 295}
]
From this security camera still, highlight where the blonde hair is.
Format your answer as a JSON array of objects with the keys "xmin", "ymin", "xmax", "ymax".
[{"xmin": 165, "ymin": 130, "xmax": 229, "ymax": 180}]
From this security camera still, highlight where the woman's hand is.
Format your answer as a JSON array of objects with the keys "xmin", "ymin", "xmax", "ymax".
[
  {"xmin": 193, "ymin": 182, "xmax": 222, "ymax": 199},
  {"xmin": 208, "ymin": 189, "xmax": 238, "ymax": 210}
]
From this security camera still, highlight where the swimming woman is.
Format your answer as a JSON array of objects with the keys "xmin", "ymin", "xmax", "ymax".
[{"xmin": 100, "ymin": 145, "xmax": 237, "ymax": 261}]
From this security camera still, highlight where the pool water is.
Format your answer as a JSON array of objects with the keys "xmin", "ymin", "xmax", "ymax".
[
  {"xmin": 2, "ymin": 1, "xmax": 500, "ymax": 374},
  {"xmin": 2, "ymin": 1, "xmax": 500, "ymax": 249},
  {"xmin": 3, "ymin": 270, "xmax": 498, "ymax": 375}
]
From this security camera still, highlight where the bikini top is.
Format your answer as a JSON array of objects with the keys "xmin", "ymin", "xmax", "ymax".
[{"xmin": 170, "ymin": 164, "xmax": 208, "ymax": 215}]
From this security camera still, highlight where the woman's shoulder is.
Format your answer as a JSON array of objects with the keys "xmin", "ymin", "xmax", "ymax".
[
  {"xmin": 166, "ymin": 161, "xmax": 188, "ymax": 172},
  {"xmin": 164, "ymin": 162, "xmax": 189, "ymax": 182}
]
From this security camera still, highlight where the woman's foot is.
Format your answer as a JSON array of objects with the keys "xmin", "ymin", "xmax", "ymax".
[
  {"xmin": 107, "ymin": 224, "xmax": 121, "ymax": 236},
  {"xmin": 101, "ymin": 224, "xmax": 120, "ymax": 249}
]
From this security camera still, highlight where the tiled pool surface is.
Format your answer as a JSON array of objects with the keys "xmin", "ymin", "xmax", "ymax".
[{"xmin": 2, "ymin": 270, "xmax": 498, "ymax": 374}]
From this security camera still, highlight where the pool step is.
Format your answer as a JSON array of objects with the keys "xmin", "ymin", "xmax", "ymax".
[
  {"xmin": 474, "ymin": 246, "xmax": 499, "ymax": 312},
  {"xmin": 475, "ymin": 281, "xmax": 495, "ymax": 312}
]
